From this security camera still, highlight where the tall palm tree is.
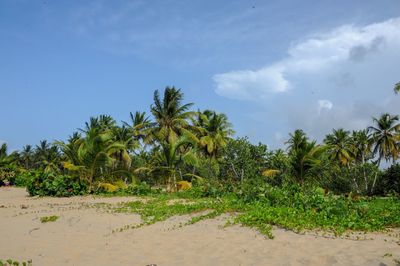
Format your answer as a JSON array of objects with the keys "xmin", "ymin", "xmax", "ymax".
[
  {"xmin": 80, "ymin": 115, "xmax": 117, "ymax": 134},
  {"xmin": 20, "ymin": 145, "xmax": 34, "ymax": 169},
  {"xmin": 368, "ymin": 113, "xmax": 400, "ymax": 192},
  {"xmin": 196, "ymin": 110, "xmax": 234, "ymax": 159},
  {"xmin": 350, "ymin": 130, "xmax": 373, "ymax": 193},
  {"xmin": 368, "ymin": 113, "xmax": 400, "ymax": 164},
  {"xmin": 123, "ymin": 111, "xmax": 153, "ymax": 142},
  {"xmin": 286, "ymin": 130, "xmax": 325, "ymax": 185},
  {"xmin": 286, "ymin": 129, "xmax": 308, "ymax": 154},
  {"xmin": 57, "ymin": 127, "xmax": 130, "ymax": 192},
  {"xmin": 149, "ymin": 87, "xmax": 195, "ymax": 144},
  {"xmin": 324, "ymin": 128, "xmax": 353, "ymax": 166},
  {"xmin": 34, "ymin": 140, "xmax": 61, "ymax": 173},
  {"xmin": 0, "ymin": 143, "xmax": 10, "ymax": 167},
  {"xmin": 351, "ymin": 130, "xmax": 372, "ymax": 164},
  {"xmin": 112, "ymin": 125, "xmax": 135, "ymax": 168},
  {"xmin": 137, "ymin": 135, "xmax": 198, "ymax": 191}
]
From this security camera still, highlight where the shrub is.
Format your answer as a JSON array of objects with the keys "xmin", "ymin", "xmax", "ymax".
[
  {"xmin": 377, "ymin": 163, "xmax": 400, "ymax": 195},
  {"xmin": 13, "ymin": 170, "xmax": 32, "ymax": 187},
  {"xmin": 0, "ymin": 167, "xmax": 16, "ymax": 186},
  {"xmin": 177, "ymin": 181, "xmax": 192, "ymax": 191},
  {"xmin": 26, "ymin": 171, "xmax": 87, "ymax": 197},
  {"xmin": 40, "ymin": 215, "xmax": 59, "ymax": 223},
  {"xmin": 219, "ymin": 137, "xmax": 268, "ymax": 182},
  {"xmin": 124, "ymin": 182, "xmax": 155, "ymax": 196},
  {"xmin": 97, "ymin": 182, "xmax": 119, "ymax": 193}
]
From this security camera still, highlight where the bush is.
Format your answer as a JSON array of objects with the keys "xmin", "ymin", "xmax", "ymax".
[
  {"xmin": 219, "ymin": 137, "xmax": 268, "ymax": 182},
  {"xmin": 97, "ymin": 182, "xmax": 119, "ymax": 193},
  {"xmin": 124, "ymin": 182, "xmax": 155, "ymax": 196},
  {"xmin": 377, "ymin": 163, "xmax": 400, "ymax": 196},
  {"xmin": 13, "ymin": 170, "xmax": 33, "ymax": 187},
  {"xmin": 26, "ymin": 171, "xmax": 87, "ymax": 197},
  {"xmin": 0, "ymin": 167, "xmax": 16, "ymax": 186}
]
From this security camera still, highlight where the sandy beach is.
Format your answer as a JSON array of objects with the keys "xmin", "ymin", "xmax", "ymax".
[{"xmin": 0, "ymin": 187, "xmax": 399, "ymax": 266}]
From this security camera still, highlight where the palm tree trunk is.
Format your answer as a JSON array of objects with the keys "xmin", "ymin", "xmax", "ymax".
[
  {"xmin": 362, "ymin": 154, "xmax": 368, "ymax": 193},
  {"xmin": 173, "ymin": 172, "xmax": 177, "ymax": 192},
  {"xmin": 350, "ymin": 164, "xmax": 360, "ymax": 194},
  {"xmin": 371, "ymin": 157, "xmax": 381, "ymax": 194}
]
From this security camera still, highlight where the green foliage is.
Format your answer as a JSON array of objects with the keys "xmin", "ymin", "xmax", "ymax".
[
  {"xmin": 0, "ymin": 167, "xmax": 16, "ymax": 186},
  {"xmin": 40, "ymin": 215, "xmax": 59, "ymax": 223},
  {"xmin": 0, "ymin": 259, "xmax": 32, "ymax": 266},
  {"xmin": 219, "ymin": 137, "xmax": 268, "ymax": 182},
  {"xmin": 377, "ymin": 163, "xmax": 400, "ymax": 195},
  {"xmin": 110, "ymin": 184, "xmax": 400, "ymax": 238},
  {"xmin": 26, "ymin": 171, "xmax": 87, "ymax": 197},
  {"xmin": 13, "ymin": 171, "xmax": 33, "ymax": 187}
]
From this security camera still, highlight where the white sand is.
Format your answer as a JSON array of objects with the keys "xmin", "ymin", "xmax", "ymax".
[{"xmin": 0, "ymin": 187, "xmax": 399, "ymax": 266}]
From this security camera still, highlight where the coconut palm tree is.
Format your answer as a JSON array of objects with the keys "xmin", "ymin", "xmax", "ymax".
[
  {"xmin": 33, "ymin": 140, "xmax": 61, "ymax": 173},
  {"xmin": 20, "ymin": 145, "xmax": 34, "ymax": 169},
  {"xmin": 136, "ymin": 135, "xmax": 198, "ymax": 191},
  {"xmin": 149, "ymin": 87, "xmax": 195, "ymax": 144},
  {"xmin": 368, "ymin": 113, "xmax": 400, "ymax": 192},
  {"xmin": 196, "ymin": 110, "xmax": 234, "ymax": 159},
  {"xmin": 123, "ymin": 111, "xmax": 153, "ymax": 142},
  {"xmin": 0, "ymin": 143, "xmax": 10, "ymax": 167},
  {"xmin": 80, "ymin": 115, "xmax": 117, "ymax": 134},
  {"xmin": 351, "ymin": 130, "xmax": 372, "ymax": 164},
  {"xmin": 57, "ymin": 127, "xmax": 130, "ymax": 192},
  {"xmin": 112, "ymin": 125, "xmax": 135, "ymax": 168},
  {"xmin": 286, "ymin": 130, "xmax": 326, "ymax": 185},
  {"xmin": 286, "ymin": 129, "xmax": 308, "ymax": 154},
  {"xmin": 324, "ymin": 128, "xmax": 353, "ymax": 166},
  {"xmin": 368, "ymin": 113, "xmax": 400, "ymax": 164},
  {"xmin": 350, "ymin": 130, "xmax": 373, "ymax": 192}
]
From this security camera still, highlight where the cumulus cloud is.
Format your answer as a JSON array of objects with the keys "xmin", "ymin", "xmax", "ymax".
[
  {"xmin": 213, "ymin": 17, "xmax": 400, "ymax": 146},
  {"xmin": 214, "ymin": 65, "xmax": 289, "ymax": 100},
  {"xmin": 213, "ymin": 17, "xmax": 400, "ymax": 100}
]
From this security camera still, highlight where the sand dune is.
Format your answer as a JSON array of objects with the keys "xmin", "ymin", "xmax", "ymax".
[{"xmin": 0, "ymin": 187, "xmax": 399, "ymax": 266}]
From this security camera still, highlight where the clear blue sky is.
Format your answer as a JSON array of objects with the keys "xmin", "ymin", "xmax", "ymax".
[{"xmin": 1, "ymin": 0, "xmax": 400, "ymax": 151}]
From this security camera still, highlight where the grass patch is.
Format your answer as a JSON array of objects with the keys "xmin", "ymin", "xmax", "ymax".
[
  {"xmin": 0, "ymin": 259, "xmax": 32, "ymax": 266},
  {"xmin": 110, "ymin": 192, "xmax": 400, "ymax": 238},
  {"xmin": 40, "ymin": 215, "xmax": 59, "ymax": 223}
]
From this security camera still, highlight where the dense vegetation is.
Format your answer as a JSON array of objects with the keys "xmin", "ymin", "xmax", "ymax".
[{"xmin": 1, "ymin": 86, "xmax": 399, "ymax": 236}]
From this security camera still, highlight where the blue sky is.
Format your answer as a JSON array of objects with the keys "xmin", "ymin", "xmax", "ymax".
[{"xmin": 1, "ymin": 0, "xmax": 400, "ymax": 151}]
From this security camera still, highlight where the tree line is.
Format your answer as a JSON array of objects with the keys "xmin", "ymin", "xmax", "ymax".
[{"xmin": 0, "ymin": 86, "xmax": 399, "ymax": 196}]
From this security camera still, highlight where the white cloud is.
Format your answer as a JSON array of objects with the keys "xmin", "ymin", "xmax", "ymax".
[
  {"xmin": 213, "ymin": 17, "xmax": 400, "ymax": 147},
  {"xmin": 213, "ymin": 17, "xmax": 400, "ymax": 100},
  {"xmin": 214, "ymin": 65, "xmax": 289, "ymax": 100},
  {"xmin": 318, "ymin": 99, "xmax": 333, "ymax": 114}
]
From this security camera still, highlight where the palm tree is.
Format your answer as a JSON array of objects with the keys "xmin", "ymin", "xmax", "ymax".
[
  {"xmin": 137, "ymin": 135, "xmax": 198, "ymax": 191},
  {"xmin": 57, "ymin": 127, "xmax": 130, "ymax": 192},
  {"xmin": 33, "ymin": 140, "xmax": 61, "ymax": 173},
  {"xmin": 20, "ymin": 145, "xmax": 34, "ymax": 169},
  {"xmin": 123, "ymin": 111, "xmax": 153, "ymax": 142},
  {"xmin": 0, "ymin": 143, "xmax": 10, "ymax": 167},
  {"xmin": 112, "ymin": 125, "xmax": 135, "ymax": 168},
  {"xmin": 286, "ymin": 129, "xmax": 308, "ymax": 154},
  {"xmin": 149, "ymin": 87, "xmax": 195, "ymax": 144},
  {"xmin": 324, "ymin": 128, "xmax": 353, "ymax": 166},
  {"xmin": 196, "ymin": 110, "xmax": 234, "ymax": 159},
  {"xmin": 351, "ymin": 130, "xmax": 373, "ymax": 192},
  {"xmin": 80, "ymin": 115, "xmax": 117, "ymax": 134},
  {"xmin": 286, "ymin": 130, "xmax": 326, "ymax": 185},
  {"xmin": 368, "ymin": 113, "xmax": 400, "ymax": 192},
  {"xmin": 368, "ymin": 113, "xmax": 400, "ymax": 164},
  {"xmin": 351, "ymin": 130, "xmax": 372, "ymax": 164}
]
